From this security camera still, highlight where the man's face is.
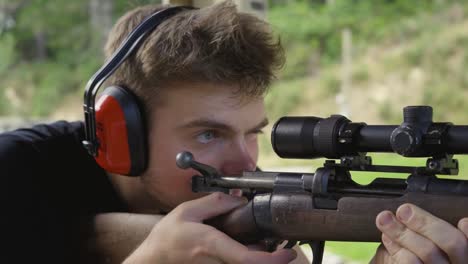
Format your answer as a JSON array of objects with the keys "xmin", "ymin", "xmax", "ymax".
[{"xmin": 141, "ymin": 82, "xmax": 267, "ymax": 212}]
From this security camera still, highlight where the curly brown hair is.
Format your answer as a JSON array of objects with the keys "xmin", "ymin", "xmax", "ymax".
[{"xmin": 104, "ymin": 1, "xmax": 284, "ymax": 114}]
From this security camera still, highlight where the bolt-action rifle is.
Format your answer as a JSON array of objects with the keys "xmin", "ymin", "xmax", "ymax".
[{"xmin": 176, "ymin": 106, "xmax": 468, "ymax": 264}]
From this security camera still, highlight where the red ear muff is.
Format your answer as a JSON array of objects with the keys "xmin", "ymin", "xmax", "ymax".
[{"xmin": 94, "ymin": 86, "xmax": 147, "ymax": 176}]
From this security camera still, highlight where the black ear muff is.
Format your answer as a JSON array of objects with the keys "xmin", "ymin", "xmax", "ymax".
[
  {"xmin": 94, "ymin": 86, "xmax": 146, "ymax": 176},
  {"xmin": 82, "ymin": 6, "xmax": 195, "ymax": 176}
]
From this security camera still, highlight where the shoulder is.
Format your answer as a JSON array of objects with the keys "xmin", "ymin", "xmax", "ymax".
[
  {"xmin": 0, "ymin": 120, "xmax": 100, "ymax": 187},
  {"xmin": 0, "ymin": 120, "xmax": 85, "ymax": 160},
  {"xmin": 0, "ymin": 120, "xmax": 84, "ymax": 145},
  {"xmin": 2, "ymin": 121, "xmax": 125, "ymax": 263}
]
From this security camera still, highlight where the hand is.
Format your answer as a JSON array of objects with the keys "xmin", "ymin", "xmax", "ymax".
[
  {"xmin": 370, "ymin": 203, "xmax": 468, "ymax": 263},
  {"xmin": 124, "ymin": 192, "xmax": 297, "ymax": 264}
]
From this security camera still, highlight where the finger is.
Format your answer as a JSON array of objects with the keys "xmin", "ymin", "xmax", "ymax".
[
  {"xmin": 206, "ymin": 231, "xmax": 296, "ymax": 264},
  {"xmin": 193, "ymin": 257, "xmax": 225, "ymax": 264},
  {"xmin": 396, "ymin": 204, "xmax": 468, "ymax": 263},
  {"xmin": 381, "ymin": 233, "xmax": 403, "ymax": 256},
  {"xmin": 457, "ymin": 218, "xmax": 468, "ymax": 238},
  {"xmin": 229, "ymin": 189, "xmax": 243, "ymax": 197},
  {"xmin": 371, "ymin": 242, "xmax": 422, "ymax": 264},
  {"xmin": 242, "ymin": 248, "xmax": 297, "ymax": 264},
  {"xmin": 376, "ymin": 210, "xmax": 448, "ymax": 263},
  {"xmin": 246, "ymin": 243, "xmax": 267, "ymax": 251},
  {"xmin": 176, "ymin": 192, "xmax": 248, "ymax": 221},
  {"xmin": 369, "ymin": 243, "xmax": 388, "ymax": 264}
]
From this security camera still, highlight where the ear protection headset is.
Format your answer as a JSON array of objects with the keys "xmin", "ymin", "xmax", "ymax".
[{"xmin": 82, "ymin": 6, "xmax": 193, "ymax": 176}]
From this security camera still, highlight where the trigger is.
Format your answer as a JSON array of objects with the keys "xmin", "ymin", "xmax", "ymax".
[
  {"xmin": 310, "ymin": 241, "xmax": 325, "ymax": 264},
  {"xmin": 284, "ymin": 240, "xmax": 297, "ymax": 249},
  {"xmin": 299, "ymin": 240, "xmax": 325, "ymax": 264}
]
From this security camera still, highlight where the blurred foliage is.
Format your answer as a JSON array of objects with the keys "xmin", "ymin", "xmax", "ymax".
[
  {"xmin": 265, "ymin": 77, "xmax": 309, "ymax": 121},
  {"xmin": 268, "ymin": 0, "xmax": 446, "ymax": 80},
  {"xmin": 0, "ymin": 0, "xmax": 161, "ymax": 116},
  {"xmin": 0, "ymin": 33, "xmax": 16, "ymax": 72},
  {"xmin": 0, "ymin": 0, "xmax": 467, "ymax": 122},
  {"xmin": 319, "ymin": 71, "xmax": 340, "ymax": 96}
]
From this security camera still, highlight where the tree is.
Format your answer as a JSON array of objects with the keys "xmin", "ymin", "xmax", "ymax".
[
  {"xmin": 89, "ymin": 0, "xmax": 114, "ymax": 51},
  {"xmin": 0, "ymin": 0, "xmax": 30, "ymax": 35}
]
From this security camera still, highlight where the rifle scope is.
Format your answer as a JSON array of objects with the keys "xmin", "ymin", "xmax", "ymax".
[{"xmin": 272, "ymin": 106, "xmax": 468, "ymax": 159}]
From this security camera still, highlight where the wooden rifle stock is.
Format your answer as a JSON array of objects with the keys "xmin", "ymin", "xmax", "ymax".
[{"xmin": 208, "ymin": 192, "xmax": 468, "ymax": 243}]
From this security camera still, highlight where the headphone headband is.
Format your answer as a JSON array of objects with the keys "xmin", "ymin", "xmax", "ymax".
[{"xmin": 83, "ymin": 6, "xmax": 193, "ymax": 157}]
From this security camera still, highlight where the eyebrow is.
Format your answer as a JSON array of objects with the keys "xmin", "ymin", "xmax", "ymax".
[
  {"xmin": 177, "ymin": 117, "xmax": 269, "ymax": 134},
  {"xmin": 247, "ymin": 118, "xmax": 269, "ymax": 133}
]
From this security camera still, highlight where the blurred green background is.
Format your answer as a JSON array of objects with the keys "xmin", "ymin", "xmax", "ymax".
[
  {"xmin": 2, "ymin": 0, "xmax": 468, "ymax": 263},
  {"xmin": 3, "ymin": 0, "xmax": 468, "ymax": 121}
]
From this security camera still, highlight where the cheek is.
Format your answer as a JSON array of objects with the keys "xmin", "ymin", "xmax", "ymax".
[
  {"xmin": 144, "ymin": 132, "xmax": 195, "ymax": 193},
  {"xmin": 147, "ymin": 126, "xmax": 181, "ymax": 168},
  {"xmin": 144, "ymin": 158, "xmax": 187, "ymax": 189},
  {"xmin": 141, "ymin": 156, "xmax": 204, "ymax": 210}
]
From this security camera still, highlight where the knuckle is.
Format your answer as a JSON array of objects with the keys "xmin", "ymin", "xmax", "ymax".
[
  {"xmin": 372, "ymin": 244, "xmax": 389, "ymax": 263},
  {"xmin": 206, "ymin": 230, "xmax": 223, "ymax": 244},
  {"xmin": 190, "ymin": 245, "xmax": 210, "ymax": 259},
  {"xmin": 459, "ymin": 218, "xmax": 468, "ymax": 227},
  {"xmin": 211, "ymin": 192, "xmax": 225, "ymax": 202},
  {"xmin": 204, "ymin": 230, "xmax": 226, "ymax": 251},
  {"xmin": 177, "ymin": 201, "xmax": 189, "ymax": 212},
  {"xmin": 407, "ymin": 212, "xmax": 429, "ymax": 232},
  {"xmin": 394, "ymin": 250, "xmax": 422, "ymax": 264},
  {"xmin": 444, "ymin": 232, "xmax": 468, "ymax": 257},
  {"xmin": 418, "ymin": 244, "xmax": 441, "ymax": 263},
  {"xmin": 173, "ymin": 201, "xmax": 191, "ymax": 217},
  {"xmin": 458, "ymin": 218, "xmax": 468, "ymax": 235},
  {"xmin": 392, "ymin": 226, "xmax": 410, "ymax": 244},
  {"xmin": 204, "ymin": 231, "xmax": 244, "ymax": 263}
]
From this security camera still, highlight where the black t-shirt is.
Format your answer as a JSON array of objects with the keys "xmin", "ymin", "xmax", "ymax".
[{"xmin": 2, "ymin": 121, "xmax": 126, "ymax": 263}]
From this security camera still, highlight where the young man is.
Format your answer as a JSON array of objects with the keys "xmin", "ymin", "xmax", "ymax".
[{"xmin": 3, "ymin": 1, "xmax": 468, "ymax": 263}]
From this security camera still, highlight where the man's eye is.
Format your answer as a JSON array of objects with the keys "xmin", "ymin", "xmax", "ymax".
[{"xmin": 196, "ymin": 131, "xmax": 217, "ymax": 144}]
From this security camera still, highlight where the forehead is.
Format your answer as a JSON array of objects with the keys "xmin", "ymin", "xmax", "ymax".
[
  {"xmin": 149, "ymin": 81, "xmax": 266, "ymax": 130},
  {"xmin": 157, "ymin": 81, "xmax": 262, "ymax": 108}
]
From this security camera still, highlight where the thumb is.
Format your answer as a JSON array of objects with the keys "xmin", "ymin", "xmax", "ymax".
[
  {"xmin": 458, "ymin": 218, "xmax": 468, "ymax": 238},
  {"xmin": 177, "ymin": 192, "xmax": 248, "ymax": 222}
]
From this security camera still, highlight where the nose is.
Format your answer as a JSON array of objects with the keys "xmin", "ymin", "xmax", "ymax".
[{"xmin": 219, "ymin": 141, "xmax": 256, "ymax": 176}]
